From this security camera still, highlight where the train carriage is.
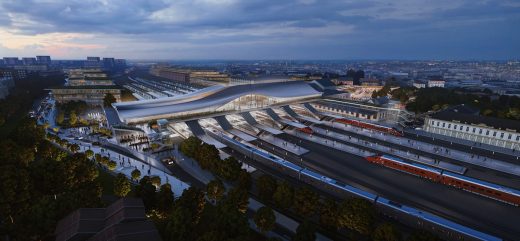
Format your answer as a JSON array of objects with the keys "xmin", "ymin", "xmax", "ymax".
[
  {"xmin": 297, "ymin": 126, "xmax": 314, "ymax": 134},
  {"xmin": 366, "ymin": 155, "xmax": 443, "ymax": 181},
  {"xmin": 333, "ymin": 118, "xmax": 404, "ymax": 136},
  {"xmin": 441, "ymin": 172, "xmax": 520, "ymax": 206}
]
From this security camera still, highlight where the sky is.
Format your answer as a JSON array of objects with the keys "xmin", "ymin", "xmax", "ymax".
[{"xmin": 0, "ymin": 0, "xmax": 519, "ymax": 60}]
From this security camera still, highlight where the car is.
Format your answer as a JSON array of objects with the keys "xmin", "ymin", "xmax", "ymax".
[{"xmin": 162, "ymin": 157, "xmax": 175, "ymax": 165}]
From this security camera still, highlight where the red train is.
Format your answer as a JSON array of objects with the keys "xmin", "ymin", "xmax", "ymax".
[
  {"xmin": 297, "ymin": 127, "xmax": 314, "ymax": 134},
  {"xmin": 366, "ymin": 155, "xmax": 520, "ymax": 206},
  {"xmin": 334, "ymin": 118, "xmax": 403, "ymax": 137}
]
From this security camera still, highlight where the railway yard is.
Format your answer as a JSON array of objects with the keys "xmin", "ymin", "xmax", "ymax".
[
  {"xmin": 92, "ymin": 74, "xmax": 520, "ymax": 241},
  {"xmin": 165, "ymin": 104, "xmax": 520, "ymax": 241}
]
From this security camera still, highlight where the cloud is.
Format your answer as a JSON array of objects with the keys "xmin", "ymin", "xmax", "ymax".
[{"xmin": 0, "ymin": 0, "xmax": 518, "ymax": 59}]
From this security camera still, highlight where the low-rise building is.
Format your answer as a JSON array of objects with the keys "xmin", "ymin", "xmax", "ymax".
[
  {"xmin": 150, "ymin": 66, "xmax": 230, "ymax": 84},
  {"xmin": 423, "ymin": 105, "xmax": 520, "ymax": 150},
  {"xmin": 55, "ymin": 198, "xmax": 162, "ymax": 241},
  {"xmin": 361, "ymin": 79, "xmax": 381, "ymax": 86},
  {"xmin": 49, "ymin": 85, "xmax": 121, "ymax": 105},
  {"xmin": 413, "ymin": 81, "xmax": 427, "ymax": 88},
  {"xmin": 0, "ymin": 68, "xmax": 27, "ymax": 80},
  {"xmin": 428, "ymin": 79, "xmax": 445, "ymax": 88},
  {"xmin": 50, "ymin": 69, "xmax": 121, "ymax": 105},
  {"xmin": 67, "ymin": 69, "xmax": 113, "ymax": 86}
]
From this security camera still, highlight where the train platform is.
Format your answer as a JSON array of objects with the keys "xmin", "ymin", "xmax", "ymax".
[
  {"xmin": 326, "ymin": 121, "xmax": 520, "ymax": 177},
  {"xmin": 407, "ymin": 129, "xmax": 520, "ymax": 158},
  {"xmin": 258, "ymin": 132, "xmax": 309, "ymax": 156},
  {"xmin": 199, "ymin": 135, "xmax": 227, "ymax": 149},
  {"xmin": 227, "ymin": 129, "xmax": 257, "ymax": 142},
  {"xmin": 309, "ymin": 126, "xmax": 467, "ymax": 174},
  {"xmin": 279, "ymin": 119, "xmax": 307, "ymax": 129},
  {"xmin": 285, "ymin": 128, "xmax": 374, "ymax": 158},
  {"xmin": 292, "ymin": 114, "xmax": 324, "ymax": 124},
  {"xmin": 255, "ymin": 124, "xmax": 284, "ymax": 135}
]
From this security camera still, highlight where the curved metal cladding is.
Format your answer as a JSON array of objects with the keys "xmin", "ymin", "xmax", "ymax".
[{"xmin": 113, "ymin": 81, "xmax": 323, "ymax": 123}]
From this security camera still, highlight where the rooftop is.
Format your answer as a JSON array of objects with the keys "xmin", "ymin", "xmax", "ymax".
[{"xmin": 431, "ymin": 105, "xmax": 520, "ymax": 132}]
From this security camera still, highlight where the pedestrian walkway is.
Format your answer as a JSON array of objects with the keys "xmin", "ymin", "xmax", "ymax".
[
  {"xmin": 323, "ymin": 121, "xmax": 520, "ymax": 177},
  {"xmin": 75, "ymin": 141, "xmax": 190, "ymax": 197}
]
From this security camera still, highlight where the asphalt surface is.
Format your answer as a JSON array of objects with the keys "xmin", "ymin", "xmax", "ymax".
[
  {"xmin": 311, "ymin": 123, "xmax": 520, "ymax": 189},
  {"xmin": 266, "ymin": 133, "xmax": 520, "ymax": 241}
]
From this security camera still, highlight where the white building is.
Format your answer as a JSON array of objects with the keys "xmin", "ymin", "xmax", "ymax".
[
  {"xmin": 423, "ymin": 105, "xmax": 520, "ymax": 150},
  {"xmin": 413, "ymin": 81, "xmax": 426, "ymax": 89},
  {"xmin": 428, "ymin": 80, "xmax": 445, "ymax": 88}
]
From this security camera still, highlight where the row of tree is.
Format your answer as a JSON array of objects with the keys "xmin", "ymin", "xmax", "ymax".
[
  {"xmin": 56, "ymin": 101, "xmax": 89, "ymax": 126},
  {"xmin": 257, "ymin": 174, "xmax": 376, "ymax": 234},
  {"xmin": 180, "ymin": 136, "xmax": 242, "ymax": 181},
  {"xmin": 0, "ymin": 118, "xmax": 104, "ymax": 240},
  {"xmin": 179, "ymin": 136, "xmax": 439, "ymax": 240},
  {"xmin": 406, "ymin": 87, "xmax": 520, "ymax": 120}
]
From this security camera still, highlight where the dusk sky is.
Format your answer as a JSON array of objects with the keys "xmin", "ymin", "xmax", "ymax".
[{"xmin": 0, "ymin": 0, "xmax": 519, "ymax": 60}]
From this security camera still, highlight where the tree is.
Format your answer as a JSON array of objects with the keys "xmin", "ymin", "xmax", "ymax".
[
  {"xmin": 107, "ymin": 160, "xmax": 117, "ymax": 171},
  {"xmin": 135, "ymin": 176, "xmax": 157, "ymax": 211},
  {"xmin": 373, "ymin": 223, "xmax": 401, "ymax": 241},
  {"xmin": 273, "ymin": 181, "xmax": 293, "ymax": 210},
  {"xmin": 68, "ymin": 143, "xmax": 80, "ymax": 153},
  {"xmin": 195, "ymin": 143, "xmax": 220, "ymax": 170},
  {"xmin": 319, "ymin": 198, "xmax": 338, "ymax": 230},
  {"xmin": 176, "ymin": 187, "xmax": 206, "ymax": 225},
  {"xmin": 103, "ymin": 93, "xmax": 117, "ymax": 106},
  {"xmin": 206, "ymin": 179, "xmax": 225, "ymax": 204},
  {"xmin": 156, "ymin": 183, "xmax": 174, "ymax": 215},
  {"xmin": 84, "ymin": 149, "xmax": 94, "ymax": 159},
  {"xmin": 337, "ymin": 198, "xmax": 375, "ymax": 235},
  {"xmin": 292, "ymin": 220, "xmax": 316, "ymax": 241},
  {"xmin": 236, "ymin": 169, "xmax": 252, "ymax": 191},
  {"xmin": 94, "ymin": 153, "xmax": 102, "ymax": 163},
  {"xmin": 179, "ymin": 136, "xmax": 201, "ymax": 157},
  {"xmin": 56, "ymin": 111, "xmax": 65, "ymax": 125},
  {"xmin": 293, "ymin": 187, "xmax": 319, "ymax": 217},
  {"xmin": 254, "ymin": 206, "xmax": 276, "ymax": 233},
  {"xmin": 114, "ymin": 173, "xmax": 131, "ymax": 197},
  {"xmin": 406, "ymin": 230, "xmax": 440, "ymax": 241},
  {"xmin": 257, "ymin": 174, "xmax": 277, "ymax": 202},
  {"xmin": 161, "ymin": 205, "xmax": 193, "ymax": 241},
  {"xmin": 346, "ymin": 69, "xmax": 365, "ymax": 85},
  {"xmin": 69, "ymin": 111, "xmax": 77, "ymax": 126},
  {"xmin": 131, "ymin": 168, "xmax": 141, "ymax": 181},
  {"xmin": 217, "ymin": 156, "xmax": 241, "ymax": 181},
  {"xmin": 150, "ymin": 175, "xmax": 162, "ymax": 187},
  {"xmin": 225, "ymin": 187, "xmax": 249, "ymax": 214}
]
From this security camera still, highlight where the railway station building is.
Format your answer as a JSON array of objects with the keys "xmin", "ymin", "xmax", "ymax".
[
  {"xmin": 113, "ymin": 81, "xmax": 323, "ymax": 124},
  {"xmin": 423, "ymin": 105, "xmax": 520, "ymax": 150}
]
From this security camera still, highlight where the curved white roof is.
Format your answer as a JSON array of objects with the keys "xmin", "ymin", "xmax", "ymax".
[{"xmin": 113, "ymin": 81, "xmax": 322, "ymax": 122}]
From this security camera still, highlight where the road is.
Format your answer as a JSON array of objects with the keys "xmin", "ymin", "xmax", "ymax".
[{"xmin": 261, "ymin": 133, "xmax": 520, "ymax": 241}]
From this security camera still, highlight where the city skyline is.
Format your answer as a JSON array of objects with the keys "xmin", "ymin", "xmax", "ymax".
[{"xmin": 0, "ymin": 0, "xmax": 519, "ymax": 60}]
